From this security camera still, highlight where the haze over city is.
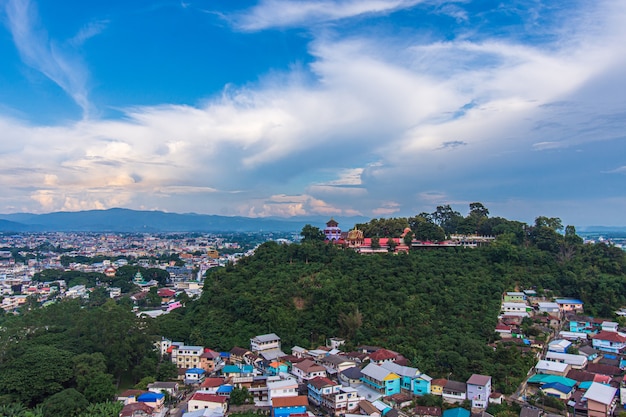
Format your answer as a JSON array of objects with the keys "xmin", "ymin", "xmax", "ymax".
[{"xmin": 0, "ymin": 0, "xmax": 625, "ymax": 226}]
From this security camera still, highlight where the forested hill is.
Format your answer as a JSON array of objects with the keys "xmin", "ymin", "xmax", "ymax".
[{"xmin": 161, "ymin": 222, "xmax": 626, "ymax": 394}]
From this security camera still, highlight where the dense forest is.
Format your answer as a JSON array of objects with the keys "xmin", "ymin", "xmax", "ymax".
[{"xmin": 0, "ymin": 204, "xmax": 625, "ymax": 415}]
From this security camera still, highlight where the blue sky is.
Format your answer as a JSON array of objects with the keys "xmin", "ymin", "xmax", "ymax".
[{"xmin": 0, "ymin": 0, "xmax": 625, "ymax": 226}]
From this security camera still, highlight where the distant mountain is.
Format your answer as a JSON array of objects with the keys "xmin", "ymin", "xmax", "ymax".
[
  {"xmin": 0, "ymin": 208, "xmax": 370, "ymax": 233},
  {"xmin": 579, "ymin": 226, "xmax": 626, "ymax": 233}
]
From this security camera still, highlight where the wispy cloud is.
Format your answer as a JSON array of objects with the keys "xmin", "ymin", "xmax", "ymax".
[
  {"xmin": 4, "ymin": 0, "xmax": 93, "ymax": 117},
  {"xmin": 69, "ymin": 20, "xmax": 108, "ymax": 47},
  {"xmin": 234, "ymin": 0, "xmax": 422, "ymax": 31}
]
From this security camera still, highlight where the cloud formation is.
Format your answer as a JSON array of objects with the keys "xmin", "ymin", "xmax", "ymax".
[{"xmin": 0, "ymin": 0, "xmax": 625, "ymax": 225}]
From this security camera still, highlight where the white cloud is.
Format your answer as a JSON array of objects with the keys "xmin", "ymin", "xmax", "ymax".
[
  {"xmin": 235, "ymin": 0, "xmax": 422, "ymax": 31},
  {"xmin": 4, "ymin": 0, "xmax": 93, "ymax": 116}
]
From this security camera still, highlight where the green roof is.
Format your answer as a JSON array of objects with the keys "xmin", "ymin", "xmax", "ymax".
[{"xmin": 527, "ymin": 374, "xmax": 576, "ymax": 388}]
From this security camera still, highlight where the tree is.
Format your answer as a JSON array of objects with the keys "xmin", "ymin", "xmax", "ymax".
[
  {"xmin": 230, "ymin": 387, "xmax": 252, "ymax": 405},
  {"xmin": 42, "ymin": 389, "xmax": 89, "ymax": 417},
  {"xmin": 469, "ymin": 202, "xmax": 489, "ymax": 218},
  {"xmin": 82, "ymin": 373, "xmax": 116, "ymax": 404},
  {"xmin": 78, "ymin": 402, "xmax": 123, "ymax": 417},
  {"xmin": 300, "ymin": 225, "xmax": 325, "ymax": 242}
]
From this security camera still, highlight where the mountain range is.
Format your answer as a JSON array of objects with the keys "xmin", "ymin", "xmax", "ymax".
[{"xmin": 0, "ymin": 208, "xmax": 369, "ymax": 233}]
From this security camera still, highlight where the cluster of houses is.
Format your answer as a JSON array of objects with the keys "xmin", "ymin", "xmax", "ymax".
[
  {"xmin": 495, "ymin": 291, "xmax": 626, "ymax": 417},
  {"xmin": 114, "ymin": 333, "xmax": 500, "ymax": 417}
]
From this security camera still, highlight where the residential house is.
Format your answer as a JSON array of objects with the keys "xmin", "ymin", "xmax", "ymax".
[
  {"xmin": 200, "ymin": 349, "xmax": 223, "ymax": 373},
  {"xmin": 601, "ymin": 321, "xmax": 619, "ymax": 332},
  {"xmin": 501, "ymin": 303, "xmax": 530, "ymax": 317},
  {"xmin": 583, "ymin": 382, "xmax": 617, "ymax": 417},
  {"xmin": 120, "ymin": 402, "xmax": 154, "ymax": 417},
  {"xmin": 431, "ymin": 379, "xmax": 447, "ymax": 396},
  {"xmin": 291, "ymin": 346, "xmax": 308, "ymax": 358},
  {"xmin": 319, "ymin": 354, "xmax": 357, "ymax": 376},
  {"xmin": 537, "ymin": 302, "xmax": 560, "ymax": 315},
  {"xmin": 147, "ymin": 381, "xmax": 179, "ymax": 397},
  {"xmin": 489, "ymin": 392, "xmax": 504, "ymax": 405},
  {"xmin": 187, "ymin": 393, "xmax": 228, "ymax": 414},
  {"xmin": 360, "ymin": 363, "xmax": 401, "ymax": 396},
  {"xmin": 548, "ymin": 339, "xmax": 571, "ymax": 354},
  {"xmin": 368, "ymin": 348, "xmax": 398, "ymax": 365},
  {"xmin": 307, "ymin": 377, "xmax": 361, "ymax": 415},
  {"xmin": 271, "ymin": 396, "xmax": 308, "ymax": 417},
  {"xmin": 592, "ymin": 331, "xmax": 626, "ymax": 353},
  {"xmin": 466, "ymin": 374, "xmax": 491, "ymax": 409},
  {"xmin": 339, "ymin": 367, "xmax": 363, "ymax": 387},
  {"xmin": 442, "ymin": 408, "xmax": 470, "ymax": 417},
  {"xmin": 221, "ymin": 364, "xmax": 254, "ymax": 387},
  {"xmin": 137, "ymin": 392, "xmax": 165, "ymax": 413},
  {"xmin": 442, "ymin": 380, "xmax": 466, "ymax": 404},
  {"xmin": 185, "ymin": 368, "xmax": 206, "ymax": 384},
  {"xmin": 267, "ymin": 378, "xmax": 298, "ymax": 400},
  {"xmin": 504, "ymin": 292, "xmax": 526, "ymax": 302},
  {"xmin": 251, "ymin": 333, "xmax": 286, "ymax": 360},
  {"xmin": 117, "ymin": 389, "xmax": 146, "ymax": 405},
  {"xmin": 198, "ymin": 378, "xmax": 227, "ymax": 393},
  {"xmin": 268, "ymin": 361, "xmax": 289, "ymax": 376},
  {"xmin": 291, "ymin": 359, "xmax": 327, "ymax": 383},
  {"xmin": 414, "ymin": 406, "xmax": 442, "ymax": 417},
  {"xmin": 380, "ymin": 361, "xmax": 432, "ymax": 396},
  {"xmin": 555, "ymin": 299, "xmax": 584, "ymax": 313},
  {"xmin": 535, "ymin": 360, "xmax": 570, "ymax": 376},
  {"xmin": 540, "ymin": 382, "xmax": 573, "ymax": 400},
  {"xmin": 229, "ymin": 347, "xmax": 250, "ymax": 364},
  {"xmin": 545, "ymin": 351, "xmax": 588, "ymax": 369},
  {"xmin": 172, "ymin": 345, "xmax": 204, "ymax": 369}
]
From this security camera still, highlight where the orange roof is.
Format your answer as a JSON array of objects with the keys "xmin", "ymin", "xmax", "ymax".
[{"xmin": 272, "ymin": 396, "xmax": 309, "ymax": 407}]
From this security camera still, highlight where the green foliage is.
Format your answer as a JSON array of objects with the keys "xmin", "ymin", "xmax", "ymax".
[
  {"xmin": 134, "ymin": 376, "xmax": 156, "ymax": 390},
  {"xmin": 78, "ymin": 401, "xmax": 123, "ymax": 417},
  {"xmin": 42, "ymin": 389, "xmax": 88, "ymax": 417},
  {"xmin": 230, "ymin": 387, "xmax": 253, "ymax": 405},
  {"xmin": 300, "ymin": 225, "xmax": 325, "ymax": 242}
]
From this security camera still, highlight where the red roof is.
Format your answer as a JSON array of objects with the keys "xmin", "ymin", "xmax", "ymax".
[
  {"xmin": 308, "ymin": 376, "xmax": 337, "ymax": 390},
  {"xmin": 200, "ymin": 377, "xmax": 226, "ymax": 388},
  {"xmin": 120, "ymin": 402, "xmax": 154, "ymax": 417},
  {"xmin": 592, "ymin": 331, "xmax": 626, "ymax": 343},
  {"xmin": 370, "ymin": 348, "xmax": 397, "ymax": 361},
  {"xmin": 190, "ymin": 393, "xmax": 227, "ymax": 403},
  {"xmin": 272, "ymin": 396, "xmax": 309, "ymax": 407},
  {"xmin": 158, "ymin": 288, "xmax": 176, "ymax": 297}
]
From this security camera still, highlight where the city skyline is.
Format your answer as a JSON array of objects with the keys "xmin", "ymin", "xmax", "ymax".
[{"xmin": 0, "ymin": 0, "xmax": 625, "ymax": 226}]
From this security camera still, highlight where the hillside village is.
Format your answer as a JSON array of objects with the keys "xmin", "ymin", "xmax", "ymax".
[{"xmin": 115, "ymin": 290, "xmax": 626, "ymax": 417}]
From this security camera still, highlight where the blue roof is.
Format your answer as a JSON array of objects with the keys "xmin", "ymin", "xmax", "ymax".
[
  {"xmin": 186, "ymin": 367, "xmax": 206, "ymax": 374},
  {"xmin": 555, "ymin": 299, "xmax": 583, "ymax": 304},
  {"xmin": 217, "ymin": 385, "xmax": 234, "ymax": 393},
  {"xmin": 443, "ymin": 408, "xmax": 470, "ymax": 417},
  {"xmin": 220, "ymin": 352, "xmax": 231, "ymax": 358},
  {"xmin": 138, "ymin": 392, "xmax": 165, "ymax": 402},
  {"xmin": 579, "ymin": 381, "xmax": 593, "ymax": 390},
  {"xmin": 542, "ymin": 382, "xmax": 573, "ymax": 394},
  {"xmin": 222, "ymin": 365, "xmax": 242, "ymax": 373}
]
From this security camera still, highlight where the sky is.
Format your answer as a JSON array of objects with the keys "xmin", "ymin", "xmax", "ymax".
[{"xmin": 0, "ymin": 0, "xmax": 625, "ymax": 226}]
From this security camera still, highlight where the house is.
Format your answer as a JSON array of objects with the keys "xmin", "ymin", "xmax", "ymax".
[
  {"xmin": 537, "ymin": 302, "xmax": 560, "ymax": 315},
  {"xmin": 368, "ymin": 348, "xmax": 398, "ymax": 365},
  {"xmin": 229, "ymin": 346, "xmax": 251, "ymax": 364},
  {"xmin": 147, "ymin": 381, "xmax": 179, "ymax": 397},
  {"xmin": 504, "ymin": 292, "xmax": 526, "ymax": 302},
  {"xmin": 555, "ymin": 299, "xmax": 584, "ymax": 313},
  {"xmin": 291, "ymin": 359, "xmax": 327, "ymax": 382},
  {"xmin": 414, "ymin": 406, "xmax": 442, "ymax": 417},
  {"xmin": 339, "ymin": 367, "xmax": 363, "ymax": 387},
  {"xmin": 442, "ymin": 408, "xmax": 470, "ymax": 417},
  {"xmin": 489, "ymin": 392, "xmax": 504, "ymax": 405},
  {"xmin": 442, "ymin": 380, "xmax": 466, "ymax": 403},
  {"xmin": 601, "ymin": 321, "xmax": 619, "ymax": 332},
  {"xmin": 578, "ymin": 345, "xmax": 599, "ymax": 361},
  {"xmin": 527, "ymin": 374, "xmax": 577, "ymax": 390},
  {"xmin": 137, "ymin": 392, "xmax": 165, "ymax": 412},
  {"xmin": 591, "ymin": 331, "xmax": 626, "ymax": 353},
  {"xmin": 251, "ymin": 333, "xmax": 286, "ymax": 360},
  {"xmin": 431, "ymin": 379, "xmax": 447, "ymax": 396},
  {"xmin": 583, "ymin": 382, "xmax": 617, "ymax": 417},
  {"xmin": 319, "ymin": 354, "xmax": 357, "ymax": 375},
  {"xmin": 271, "ymin": 395, "xmax": 308, "ymax": 417},
  {"xmin": 380, "ymin": 361, "xmax": 431, "ymax": 396},
  {"xmin": 172, "ymin": 345, "xmax": 204, "ymax": 369},
  {"xmin": 120, "ymin": 402, "xmax": 155, "ymax": 417},
  {"xmin": 187, "ymin": 393, "xmax": 228, "ymax": 414},
  {"xmin": 198, "ymin": 377, "xmax": 227, "ymax": 393},
  {"xmin": 117, "ymin": 389, "xmax": 146, "ymax": 405},
  {"xmin": 222, "ymin": 364, "xmax": 255, "ymax": 386},
  {"xmin": 501, "ymin": 303, "xmax": 530, "ymax": 317},
  {"xmin": 186, "ymin": 368, "xmax": 207, "ymax": 384},
  {"xmin": 268, "ymin": 361, "xmax": 289, "ymax": 376},
  {"xmin": 360, "ymin": 363, "xmax": 401, "ymax": 396},
  {"xmin": 535, "ymin": 360, "xmax": 570, "ymax": 376},
  {"xmin": 545, "ymin": 351, "xmax": 588, "ymax": 369},
  {"xmin": 307, "ymin": 377, "xmax": 361, "ymax": 415},
  {"xmin": 519, "ymin": 406, "xmax": 542, "ymax": 417},
  {"xmin": 466, "ymin": 374, "xmax": 491, "ymax": 409},
  {"xmin": 182, "ymin": 408, "xmax": 225, "ymax": 417},
  {"xmin": 548, "ymin": 339, "xmax": 571, "ymax": 354},
  {"xmin": 267, "ymin": 378, "xmax": 298, "ymax": 400},
  {"xmin": 200, "ymin": 349, "xmax": 223, "ymax": 372},
  {"xmin": 540, "ymin": 382, "xmax": 573, "ymax": 400}
]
